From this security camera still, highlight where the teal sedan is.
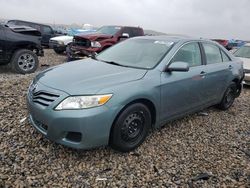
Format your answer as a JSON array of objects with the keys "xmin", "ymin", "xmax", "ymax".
[{"xmin": 27, "ymin": 36, "xmax": 244, "ymax": 152}]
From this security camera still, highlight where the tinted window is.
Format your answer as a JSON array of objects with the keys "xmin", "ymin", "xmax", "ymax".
[
  {"xmin": 172, "ymin": 43, "xmax": 202, "ymax": 67},
  {"xmin": 131, "ymin": 28, "xmax": 142, "ymax": 37},
  {"xmin": 96, "ymin": 26, "xmax": 121, "ymax": 35},
  {"xmin": 221, "ymin": 50, "xmax": 231, "ymax": 62},
  {"xmin": 42, "ymin": 26, "xmax": 53, "ymax": 34},
  {"xmin": 203, "ymin": 43, "xmax": 222, "ymax": 64}
]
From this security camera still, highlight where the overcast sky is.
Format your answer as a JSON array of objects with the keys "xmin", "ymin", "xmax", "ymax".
[{"xmin": 0, "ymin": 0, "xmax": 250, "ymax": 39}]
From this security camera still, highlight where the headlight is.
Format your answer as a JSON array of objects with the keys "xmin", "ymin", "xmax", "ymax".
[
  {"xmin": 58, "ymin": 41, "xmax": 65, "ymax": 45},
  {"xmin": 91, "ymin": 41, "xmax": 101, "ymax": 48},
  {"xmin": 55, "ymin": 94, "xmax": 112, "ymax": 110}
]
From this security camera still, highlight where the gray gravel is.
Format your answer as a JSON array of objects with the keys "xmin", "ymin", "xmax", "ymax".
[{"xmin": 0, "ymin": 49, "xmax": 250, "ymax": 187}]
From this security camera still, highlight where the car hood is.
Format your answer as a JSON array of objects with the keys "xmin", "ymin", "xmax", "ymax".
[
  {"xmin": 36, "ymin": 59, "xmax": 147, "ymax": 95},
  {"xmin": 50, "ymin": 35, "xmax": 73, "ymax": 42},
  {"xmin": 75, "ymin": 33, "xmax": 112, "ymax": 41},
  {"xmin": 239, "ymin": 57, "xmax": 250, "ymax": 70}
]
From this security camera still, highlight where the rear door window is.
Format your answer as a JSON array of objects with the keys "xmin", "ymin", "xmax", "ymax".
[
  {"xmin": 203, "ymin": 43, "xmax": 223, "ymax": 64},
  {"xmin": 172, "ymin": 42, "xmax": 202, "ymax": 67}
]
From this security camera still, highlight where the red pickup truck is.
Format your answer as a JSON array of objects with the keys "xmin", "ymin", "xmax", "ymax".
[{"xmin": 67, "ymin": 25, "xmax": 144, "ymax": 61}]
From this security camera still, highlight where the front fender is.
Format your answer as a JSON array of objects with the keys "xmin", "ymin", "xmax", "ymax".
[{"xmin": 98, "ymin": 71, "xmax": 162, "ymax": 128}]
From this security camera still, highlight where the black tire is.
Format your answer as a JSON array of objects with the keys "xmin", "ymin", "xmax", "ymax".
[
  {"xmin": 11, "ymin": 49, "xmax": 39, "ymax": 74},
  {"xmin": 110, "ymin": 103, "xmax": 151, "ymax": 152},
  {"xmin": 54, "ymin": 48, "xmax": 65, "ymax": 54},
  {"xmin": 217, "ymin": 82, "xmax": 237, "ymax": 110}
]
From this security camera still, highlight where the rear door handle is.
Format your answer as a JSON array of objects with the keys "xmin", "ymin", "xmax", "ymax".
[{"xmin": 229, "ymin": 65, "xmax": 233, "ymax": 70}]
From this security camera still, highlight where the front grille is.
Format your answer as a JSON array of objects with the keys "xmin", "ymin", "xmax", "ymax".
[
  {"xmin": 32, "ymin": 91, "xmax": 59, "ymax": 107},
  {"xmin": 73, "ymin": 37, "xmax": 91, "ymax": 48},
  {"xmin": 31, "ymin": 116, "xmax": 48, "ymax": 133},
  {"xmin": 244, "ymin": 69, "xmax": 250, "ymax": 74}
]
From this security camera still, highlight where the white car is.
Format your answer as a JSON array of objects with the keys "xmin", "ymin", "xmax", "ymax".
[
  {"xmin": 234, "ymin": 43, "xmax": 250, "ymax": 85},
  {"xmin": 49, "ymin": 35, "xmax": 74, "ymax": 54},
  {"xmin": 49, "ymin": 29, "xmax": 96, "ymax": 54}
]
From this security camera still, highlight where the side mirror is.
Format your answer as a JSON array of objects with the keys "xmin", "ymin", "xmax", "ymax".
[
  {"xmin": 165, "ymin": 61, "xmax": 189, "ymax": 72},
  {"xmin": 120, "ymin": 33, "xmax": 129, "ymax": 38}
]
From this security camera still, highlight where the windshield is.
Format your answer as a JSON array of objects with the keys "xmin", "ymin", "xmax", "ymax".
[
  {"xmin": 96, "ymin": 26, "xmax": 121, "ymax": 35},
  {"xmin": 96, "ymin": 38, "xmax": 174, "ymax": 69},
  {"xmin": 234, "ymin": 46, "xmax": 250, "ymax": 58}
]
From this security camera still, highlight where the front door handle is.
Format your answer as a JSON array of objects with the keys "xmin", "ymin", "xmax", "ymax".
[
  {"xmin": 200, "ymin": 71, "xmax": 206, "ymax": 77},
  {"xmin": 229, "ymin": 65, "xmax": 233, "ymax": 70}
]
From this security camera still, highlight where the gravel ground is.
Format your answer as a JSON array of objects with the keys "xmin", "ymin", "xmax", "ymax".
[{"xmin": 0, "ymin": 49, "xmax": 250, "ymax": 187}]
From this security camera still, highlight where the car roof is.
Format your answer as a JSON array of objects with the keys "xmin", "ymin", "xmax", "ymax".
[
  {"xmin": 134, "ymin": 35, "xmax": 211, "ymax": 43},
  {"xmin": 99, "ymin": 25, "xmax": 142, "ymax": 29}
]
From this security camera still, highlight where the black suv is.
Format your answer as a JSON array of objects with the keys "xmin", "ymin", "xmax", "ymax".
[
  {"xmin": 7, "ymin": 20, "xmax": 56, "ymax": 46},
  {"xmin": 0, "ymin": 24, "xmax": 44, "ymax": 74}
]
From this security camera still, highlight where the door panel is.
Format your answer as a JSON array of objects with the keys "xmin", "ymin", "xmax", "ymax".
[
  {"xmin": 41, "ymin": 26, "xmax": 54, "ymax": 45},
  {"xmin": 201, "ymin": 63, "xmax": 231, "ymax": 102},
  {"xmin": 160, "ymin": 42, "xmax": 210, "ymax": 122},
  {"xmin": 201, "ymin": 43, "xmax": 232, "ymax": 102},
  {"xmin": 160, "ymin": 66, "xmax": 207, "ymax": 121}
]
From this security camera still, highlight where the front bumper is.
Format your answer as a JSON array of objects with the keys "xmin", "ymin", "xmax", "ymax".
[
  {"xmin": 26, "ymin": 82, "xmax": 118, "ymax": 149},
  {"xmin": 243, "ymin": 72, "xmax": 250, "ymax": 85},
  {"xmin": 67, "ymin": 45, "xmax": 99, "ymax": 60},
  {"xmin": 49, "ymin": 41, "xmax": 66, "ymax": 51}
]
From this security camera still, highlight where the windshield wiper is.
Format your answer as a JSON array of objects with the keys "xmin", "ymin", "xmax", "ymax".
[{"xmin": 98, "ymin": 59, "xmax": 130, "ymax": 67}]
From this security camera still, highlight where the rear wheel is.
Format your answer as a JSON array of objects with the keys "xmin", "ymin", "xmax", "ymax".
[
  {"xmin": 217, "ymin": 82, "xmax": 237, "ymax": 110},
  {"xmin": 11, "ymin": 49, "xmax": 39, "ymax": 74},
  {"xmin": 110, "ymin": 103, "xmax": 151, "ymax": 152}
]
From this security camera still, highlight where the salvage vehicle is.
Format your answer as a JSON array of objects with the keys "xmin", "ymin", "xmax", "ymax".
[
  {"xmin": 0, "ymin": 24, "xmax": 44, "ymax": 74},
  {"xmin": 67, "ymin": 25, "xmax": 144, "ymax": 60},
  {"xmin": 7, "ymin": 20, "xmax": 56, "ymax": 46},
  {"xmin": 27, "ymin": 36, "xmax": 244, "ymax": 152},
  {"xmin": 234, "ymin": 43, "xmax": 250, "ymax": 85},
  {"xmin": 49, "ymin": 29, "xmax": 96, "ymax": 54}
]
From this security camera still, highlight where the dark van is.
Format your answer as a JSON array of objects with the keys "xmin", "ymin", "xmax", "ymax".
[{"xmin": 7, "ymin": 20, "xmax": 56, "ymax": 46}]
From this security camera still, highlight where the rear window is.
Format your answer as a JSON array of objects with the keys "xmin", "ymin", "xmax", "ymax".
[{"xmin": 131, "ymin": 28, "xmax": 143, "ymax": 37}]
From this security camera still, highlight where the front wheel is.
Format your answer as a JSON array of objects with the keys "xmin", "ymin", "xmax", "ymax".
[
  {"xmin": 54, "ymin": 48, "xmax": 65, "ymax": 54},
  {"xmin": 110, "ymin": 103, "xmax": 151, "ymax": 152},
  {"xmin": 217, "ymin": 82, "xmax": 237, "ymax": 110},
  {"xmin": 11, "ymin": 49, "xmax": 39, "ymax": 74}
]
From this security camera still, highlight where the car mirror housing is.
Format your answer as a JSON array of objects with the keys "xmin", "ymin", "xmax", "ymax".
[
  {"xmin": 120, "ymin": 33, "xmax": 129, "ymax": 39},
  {"xmin": 165, "ymin": 61, "xmax": 189, "ymax": 72}
]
